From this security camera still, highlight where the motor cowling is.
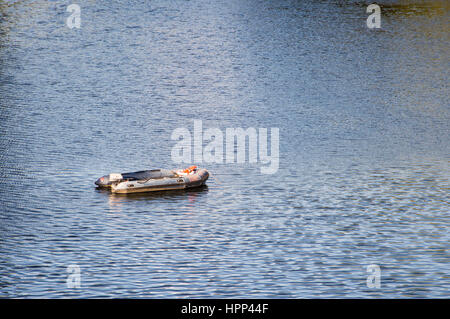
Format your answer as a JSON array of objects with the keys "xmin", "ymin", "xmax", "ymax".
[{"xmin": 109, "ymin": 173, "xmax": 123, "ymax": 182}]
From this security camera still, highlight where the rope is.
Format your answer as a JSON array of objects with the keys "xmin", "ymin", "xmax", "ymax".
[{"xmin": 208, "ymin": 172, "xmax": 222, "ymax": 185}]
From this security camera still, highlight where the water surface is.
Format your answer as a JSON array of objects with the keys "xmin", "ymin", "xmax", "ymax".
[{"xmin": 0, "ymin": 0, "xmax": 449, "ymax": 298}]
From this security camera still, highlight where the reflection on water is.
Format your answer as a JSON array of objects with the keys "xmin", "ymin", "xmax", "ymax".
[
  {"xmin": 104, "ymin": 186, "xmax": 209, "ymax": 213},
  {"xmin": 0, "ymin": 0, "xmax": 449, "ymax": 298}
]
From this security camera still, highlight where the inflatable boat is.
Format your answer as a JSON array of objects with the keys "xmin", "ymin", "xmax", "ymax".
[{"xmin": 95, "ymin": 166, "xmax": 209, "ymax": 194}]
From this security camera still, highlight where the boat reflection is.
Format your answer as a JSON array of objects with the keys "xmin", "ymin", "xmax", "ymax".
[{"xmin": 96, "ymin": 185, "xmax": 209, "ymax": 213}]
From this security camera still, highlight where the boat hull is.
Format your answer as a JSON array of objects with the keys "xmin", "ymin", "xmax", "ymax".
[
  {"xmin": 108, "ymin": 168, "xmax": 209, "ymax": 194},
  {"xmin": 95, "ymin": 169, "xmax": 177, "ymax": 188}
]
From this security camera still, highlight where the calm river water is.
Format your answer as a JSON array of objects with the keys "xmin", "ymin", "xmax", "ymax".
[{"xmin": 0, "ymin": 0, "xmax": 449, "ymax": 298}]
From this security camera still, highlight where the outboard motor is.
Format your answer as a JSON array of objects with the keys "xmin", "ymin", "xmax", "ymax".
[{"xmin": 95, "ymin": 173, "xmax": 123, "ymax": 188}]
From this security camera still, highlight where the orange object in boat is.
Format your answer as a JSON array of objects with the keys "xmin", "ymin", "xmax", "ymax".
[{"xmin": 183, "ymin": 166, "xmax": 197, "ymax": 174}]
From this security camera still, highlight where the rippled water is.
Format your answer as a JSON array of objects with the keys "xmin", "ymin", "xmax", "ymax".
[{"xmin": 0, "ymin": 0, "xmax": 449, "ymax": 298}]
